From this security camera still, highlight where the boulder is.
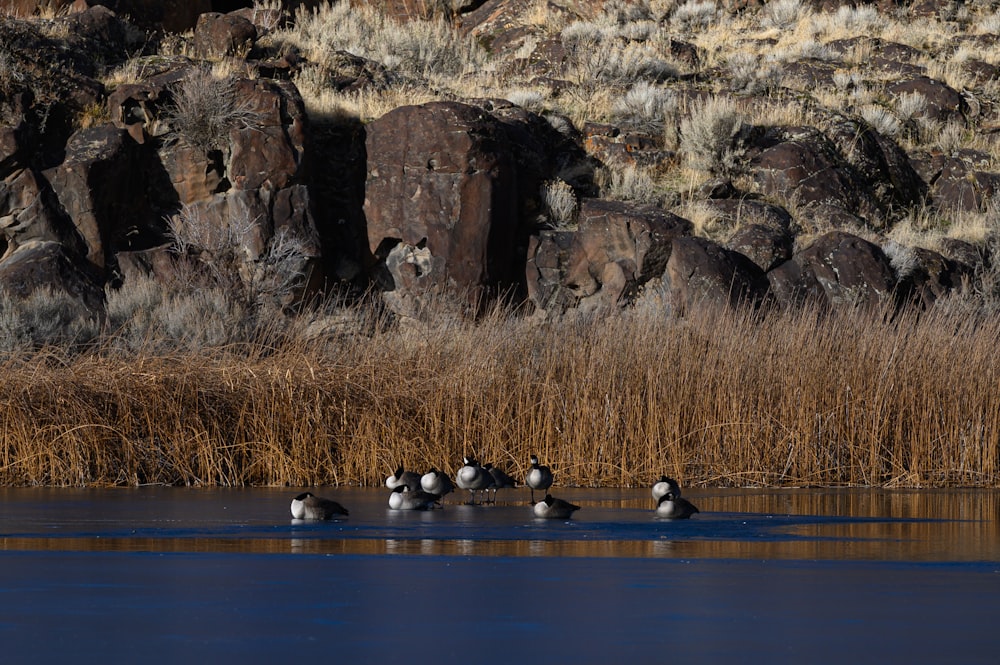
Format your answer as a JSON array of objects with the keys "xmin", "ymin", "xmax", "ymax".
[
  {"xmin": 930, "ymin": 158, "xmax": 1000, "ymax": 213},
  {"xmin": 898, "ymin": 246, "xmax": 971, "ymax": 308},
  {"xmin": 0, "ymin": 239, "xmax": 105, "ymax": 315},
  {"xmin": 822, "ymin": 114, "xmax": 926, "ymax": 214},
  {"xmin": 747, "ymin": 126, "xmax": 878, "ymax": 220},
  {"xmin": 527, "ymin": 199, "xmax": 692, "ymax": 313},
  {"xmin": 1, "ymin": 167, "xmax": 84, "ymax": 256},
  {"xmin": 664, "ymin": 236, "xmax": 771, "ymax": 313},
  {"xmin": 0, "ymin": 0, "xmax": 214, "ymax": 32},
  {"xmin": 193, "ymin": 12, "xmax": 258, "ymax": 59},
  {"xmin": 726, "ymin": 223, "xmax": 793, "ymax": 272},
  {"xmin": 886, "ymin": 76, "xmax": 966, "ymax": 124},
  {"xmin": 768, "ymin": 231, "xmax": 897, "ymax": 309},
  {"xmin": 42, "ymin": 125, "xmax": 144, "ymax": 277},
  {"xmin": 365, "ymin": 101, "xmax": 518, "ymax": 312}
]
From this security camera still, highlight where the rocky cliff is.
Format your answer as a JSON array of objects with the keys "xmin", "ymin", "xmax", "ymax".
[{"xmin": 2, "ymin": 0, "xmax": 998, "ymax": 336}]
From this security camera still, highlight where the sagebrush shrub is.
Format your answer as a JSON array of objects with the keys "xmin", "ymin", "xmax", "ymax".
[
  {"xmin": 167, "ymin": 67, "xmax": 260, "ymax": 153},
  {"xmin": 679, "ymin": 96, "xmax": 747, "ymax": 176}
]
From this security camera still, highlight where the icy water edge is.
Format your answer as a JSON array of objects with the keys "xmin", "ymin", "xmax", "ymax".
[{"xmin": 1, "ymin": 487, "xmax": 998, "ymax": 663}]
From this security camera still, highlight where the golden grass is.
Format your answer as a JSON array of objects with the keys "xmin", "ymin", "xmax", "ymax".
[{"xmin": 1, "ymin": 303, "xmax": 997, "ymax": 489}]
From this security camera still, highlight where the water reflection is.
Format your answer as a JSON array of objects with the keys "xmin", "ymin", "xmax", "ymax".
[{"xmin": 0, "ymin": 487, "xmax": 996, "ymax": 561}]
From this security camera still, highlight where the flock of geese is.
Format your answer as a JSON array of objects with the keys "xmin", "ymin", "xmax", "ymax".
[{"xmin": 290, "ymin": 455, "xmax": 700, "ymax": 521}]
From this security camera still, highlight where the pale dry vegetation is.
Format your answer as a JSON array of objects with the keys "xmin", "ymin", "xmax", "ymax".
[{"xmin": 0, "ymin": 301, "xmax": 998, "ymax": 489}]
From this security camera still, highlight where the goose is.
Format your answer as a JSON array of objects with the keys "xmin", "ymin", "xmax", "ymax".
[
  {"xmin": 525, "ymin": 454, "xmax": 553, "ymax": 502},
  {"xmin": 655, "ymin": 491, "xmax": 699, "ymax": 519},
  {"xmin": 386, "ymin": 465, "xmax": 422, "ymax": 492},
  {"xmin": 388, "ymin": 485, "xmax": 441, "ymax": 510},
  {"xmin": 532, "ymin": 494, "xmax": 580, "ymax": 519},
  {"xmin": 290, "ymin": 492, "xmax": 349, "ymax": 520},
  {"xmin": 420, "ymin": 468, "xmax": 455, "ymax": 497},
  {"xmin": 455, "ymin": 457, "xmax": 491, "ymax": 505},
  {"xmin": 484, "ymin": 463, "xmax": 516, "ymax": 503},
  {"xmin": 652, "ymin": 475, "xmax": 682, "ymax": 502}
]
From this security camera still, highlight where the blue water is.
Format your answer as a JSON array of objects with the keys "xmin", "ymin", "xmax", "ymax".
[{"xmin": 1, "ymin": 487, "xmax": 998, "ymax": 663}]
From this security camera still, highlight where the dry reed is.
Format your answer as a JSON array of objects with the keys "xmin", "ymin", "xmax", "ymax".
[{"xmin": 1, "ymin": 301, "xmax": 997, "ymax": 489}]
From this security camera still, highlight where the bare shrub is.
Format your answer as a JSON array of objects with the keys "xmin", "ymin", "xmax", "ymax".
[
  {"xmin": 575, "ymin": 41, "xmax": 677, "ymax": 84},
  {"xmin": 881, "ymin": 240, "xmax": 920, "ymax": 280},
  {"xmin": 860, "ymin": 105, "xmax": 901, "ymax": 138},
  {"xmin": 505, "ymin": 88, "xmax": 547, "ymax": 112},
  {"xmin": 595, "ymin": 163, "xmax": 671, "ymax": 205},
  {"xmin": 679, "ymin": 96, "xmax": 747, "ymax": 176},
  {"xmin": 611, "ymin": 81, "xmax": 677, "ymax": 133},
  {"xmin": 540, "ymin": 179, "xmax": 579, "ymax": 228},
  {"xmin": 167, "ymin": 67, "xmax": 261, "ymax": 153},
  {"xmin": 762, "ymin": 0, "xmax": 809, "ymax": 30},
  {"xmin": 670, "ymin": 0, "xmax": 718, "ymax": 30},
  {"xmin": 936, "ymin": 120, "xmax": 967, "ymax": 155},
  {"xmin": 165, "ymin": 203, "xmax": 317, "ymax": 319},
  {"xmin": 0, "ymin": 287, "xmax": 101, "ymax": 355},
  {"xmin": 726, "ymin": 53, "xmax": 781, "ymax": 94}
]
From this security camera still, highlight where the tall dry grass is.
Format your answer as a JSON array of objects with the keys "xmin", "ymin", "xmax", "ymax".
[{"xmin": 0, "ymin": 302, "xmax": 997, "ymax": 488}]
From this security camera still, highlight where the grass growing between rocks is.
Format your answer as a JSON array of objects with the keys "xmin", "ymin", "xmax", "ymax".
[{"xmin": 0, "ymin": 301, "xmax": 996, "ymax": 488}]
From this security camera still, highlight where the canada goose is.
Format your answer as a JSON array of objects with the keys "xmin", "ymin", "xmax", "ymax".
[
  {"xmin": 388, "ymin": 485, "xmax": 441, "ymax": 510},
  {"xmin": 655, "ymin": 491, "xmax": 699, "ymax": 519},
  {"xmin": 455, "ymin": 457, "xmax": 491, "ymax": 504},
  {"xmin": 420, "ymin": 468, "xmax": 454, "ymax": 497},
  {"xmin": 386, "ymin": 465, "xmax": 422, "ymax": 491},
  {"xmin": 652, "ymin": 475, "xmax": 681, "ymax": 502},
  {"xmin": 525, "ymin": 454, "xmax": 553, "ymax": 502},
  {"xmin": 532, "ymin": 494, "xmax": 580, "ymax": 519},
  {"xmin": 290, "ymin": 492, "xmax": 349, "ymax": 520},
  {"xmin": 484, "ymin": 463, "xmax": 516, "ymax": 503}
]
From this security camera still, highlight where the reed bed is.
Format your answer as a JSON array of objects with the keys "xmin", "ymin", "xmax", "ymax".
[{"xmin": 0, "ymin": 303, "xmax": 997, "ymax": 488}]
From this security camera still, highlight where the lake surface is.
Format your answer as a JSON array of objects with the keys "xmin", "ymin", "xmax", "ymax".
[{"xmin": 1, "ymin": 487, "xmax": 998, "ymax": 663}]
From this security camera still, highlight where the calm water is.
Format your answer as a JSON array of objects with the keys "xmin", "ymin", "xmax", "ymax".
[{"xmin": 1, "ymin": 487, "xmax": 998, "ymax": 663}]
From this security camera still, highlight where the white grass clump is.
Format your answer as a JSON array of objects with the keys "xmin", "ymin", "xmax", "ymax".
[
  {"xmin": 611, "ymin": 81, "xmax": 677, "ymax": 131},
  {"xmin": 882, "ymin": 240, "xmax": 920, "ymax": 280},
  {"xmin": 671, "ymin": 0, "xmax": 718, "ymax": 30},
  {"xmin": 541, "ymin": 179, "xmax": 579, "ymax": 229},
  {"xmin": 596, "ymin": 164, "xmax": 667, "ymax": 205},
  {"xmin": 680, "ymin": 96, "xmax": 746, "ymax": 175},
  {"xmin": 861, "ymin": 105, "xmax": 901, "ymax": 138},
  {"xmin": 506, "ymin": 88, "xmax": 547, "ymax": 112},
  {"xmin": 762, "ymin": 0, "xmax": 809, "ymax": 30}
]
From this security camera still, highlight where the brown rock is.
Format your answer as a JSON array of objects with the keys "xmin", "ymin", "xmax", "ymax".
[
  {"xmin": 930, "ymin": 158, "xmax": 1000, "ymax": 213},
  {"xmin": 364, "ymin": 101, "xmax": 518, "ymax": 310},
  {"xmin": 42, "ymin": 125, "xmax": 136, "ymax": 275},
  {"xmin": 527, "ymin": 199, "xmax": 691, "ymax": 313},
  {"xmin": 886, "ymin": 76, "xmax": 966, "ymax": 124},
  {"xmin": 726, "ymin": 224, "xmax": 793, "ymax": 272},
  {"xmin": 193, "ymin": 12, "xmax": 258, "ymax": 59},
  {"xmin": 664, "ymin": 236, "xmax": 771, "ymax": 313},
  {"xmin": 899, "ymin": 246, "xmax": 971, "ymax": 308},
  {"xmin": 748, "ymin": 126, "xmax": 877, "ymax": 219},
  {"xmin": 769, "ymin": 231, "xmax": 896, "ymax": 309},
  {"xmin": 0, "ymin": 239, "xmax": 105, "ymax": 315}
]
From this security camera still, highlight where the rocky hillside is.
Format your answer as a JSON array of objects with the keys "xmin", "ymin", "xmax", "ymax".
[{"xmin": 2, "ymin": 0, "xmax": 1000, "ymax": 337}]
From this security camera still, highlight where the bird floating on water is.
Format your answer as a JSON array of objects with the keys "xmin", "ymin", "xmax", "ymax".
[
  {"xmin": 655, "ymin": 491, "xmax": 699, "ymax": 519},
  {"xmin": 532, "ymin": 494, "xmax": 580, "ymax": 519},
  {"xmin": 290, "ymin": 492, "xmax": 349, "ymax": 520},
  {"xmin": 652, "ymin": 475, "xmax": 681, "ymax": 502},
  {"xmin": 388, "ymin": 485, "xmax": 441, "ymax": 510}
]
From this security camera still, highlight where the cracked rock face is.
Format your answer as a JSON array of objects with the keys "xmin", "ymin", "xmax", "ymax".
[
  {"xmin": 768, "ymin": 231, "xmax": 897, "ymax": 309},
  {"xmin": 364, "ymin": 101, "xmax": 519, "ymax": 313},
  {"xmin": 527, "ymin": 199, "xmax": 692, "ymax": 315}
]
